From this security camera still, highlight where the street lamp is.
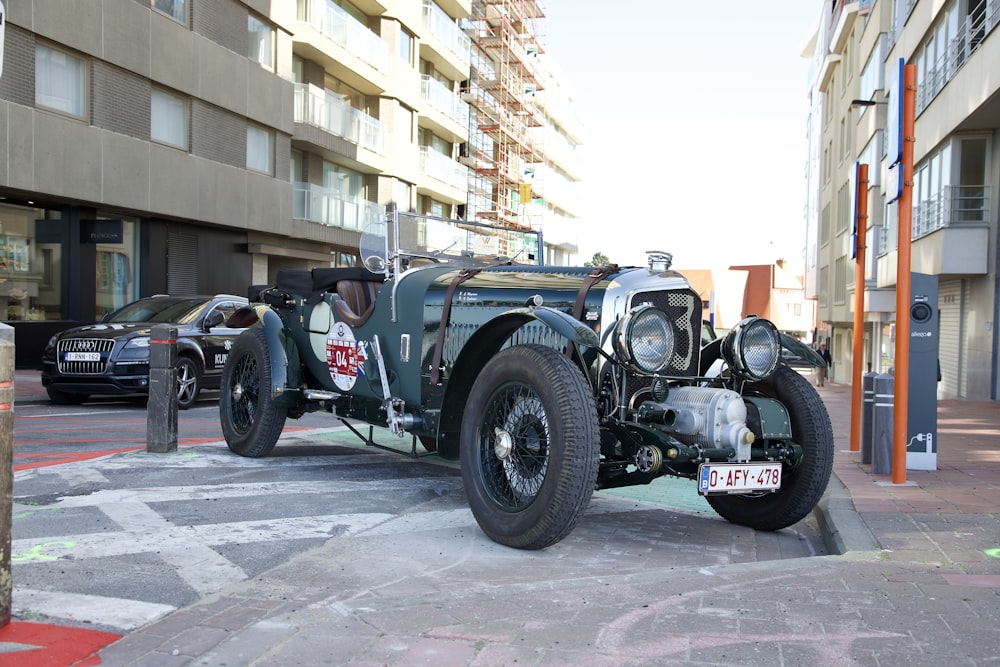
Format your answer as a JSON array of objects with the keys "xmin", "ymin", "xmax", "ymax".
[{"xmin": 849, "ymin": 99, "xmax": 888, "ymax": 108}]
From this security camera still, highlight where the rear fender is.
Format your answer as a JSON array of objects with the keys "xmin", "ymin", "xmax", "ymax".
[
  {"xmin": 436, "ymin": 307, "xmax": 594, "ymax": 460},
  {"xmin": 231, "ymin": 307, "xmax": 300, "ymax": 400}
]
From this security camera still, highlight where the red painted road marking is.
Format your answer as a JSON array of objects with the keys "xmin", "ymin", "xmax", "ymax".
[{"xmin": 0, "ymin": 621, "xmax": 121, "ymax": 667}]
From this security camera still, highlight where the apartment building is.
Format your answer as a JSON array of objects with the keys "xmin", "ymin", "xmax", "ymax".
[
  {"xmin": 0, "ymin": 0, "xmax": 584, "ymax": 367},
  {"xmin": 804, "ymin": 0, "xmax": 1000, "ymax": 400}
]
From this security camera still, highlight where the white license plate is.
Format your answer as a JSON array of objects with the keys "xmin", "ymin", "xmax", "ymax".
[
  {"xmin": 698, "ymin": 462, "xmax": 782, "ymax": 495},
  {"xmin": 64, "ymin": 352, "xmax": 101, "ymax": 362}
]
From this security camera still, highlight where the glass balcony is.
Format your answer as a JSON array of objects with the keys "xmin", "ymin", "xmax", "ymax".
[
  {"xmin": 298, "ymin": 0, "xmax": 388, "ymax": 72},
  {"xmin": 421, "ymin": 76, "xmax": 470, "ymax": 128},
  {"xmin": 292, "ymin": 181, "xmax": 383, "ymax": 231},
  {"xmin": 419, "ymin": 147, "xmax": 470, "ymax": 192},
  {"xmin": 918, "ymin": 0, "xmax": 1000, "ymax": 113},
  {"xmin": 422, "ymin": 0, "xmax": 471, "ymax": 70},
  {"xmin": 294, "ymin": 83, "xmax": 385, "ymax": 155},
  {"xmin": 881, "ymin": 184, "xmax": 990, "ymax": 253}
]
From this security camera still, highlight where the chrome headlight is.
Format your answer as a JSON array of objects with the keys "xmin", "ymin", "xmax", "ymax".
[
  {"xmin": 721, "ymin": 316, "xmax": 781, "ymax": 381},
  {"xmin": 613, "ymin": 304, "xmax": 675, "ymax": 374}
]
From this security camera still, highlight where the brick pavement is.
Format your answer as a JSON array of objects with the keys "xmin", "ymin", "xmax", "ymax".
[{"xmin": 4, "ymin": 370, "xmax": 1000, "ymax": 665}]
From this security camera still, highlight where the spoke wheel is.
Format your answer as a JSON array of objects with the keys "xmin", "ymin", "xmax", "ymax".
[
  {"xmin": 706, "ymin": 366, "xmax": 834, "ymax": 531},
  {"xmin": 460, "ymin": 345, "xmax": 599, "ymax": 550},
  {"xmin": 220, "ymin": 329, "xmax": 286, "ymax": 457}
]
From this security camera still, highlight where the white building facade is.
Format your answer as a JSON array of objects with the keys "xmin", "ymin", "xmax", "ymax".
[{"xmin": 805, "ymin": 0, "xmax": 1000, "ymax": 400}]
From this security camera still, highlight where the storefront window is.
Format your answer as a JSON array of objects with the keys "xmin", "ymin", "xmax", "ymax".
[
  {"xmin": 0, "ymin": 203, "xmax": 50, "ymax": 321},
  {"xmin": 94, "ymin": 214, "xmax": 139, "ymax": 315},
  {"xmin": 0, "ymin": 203, "xmax": 139, "ymax": 321}
]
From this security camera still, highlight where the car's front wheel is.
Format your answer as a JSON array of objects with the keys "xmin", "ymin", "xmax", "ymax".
[
  {"xmin": 220, "ymin": 329, "xmax": 287, "ymax": 457},
  {"xmin": 175, "ymin": 356, "xmax": 202, "ymax": 409},
  {"xmin": 460, "ymin": 344, "xmax": 600, "ymax": 550},
  {"xmin": 706, "ymin": 365, "xmax": 834, "ymax": 530}
]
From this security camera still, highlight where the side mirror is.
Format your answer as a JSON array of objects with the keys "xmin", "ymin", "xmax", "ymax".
[{"xmin": 203, "ymin": 310, "xmax": 225, "ymax": 331}]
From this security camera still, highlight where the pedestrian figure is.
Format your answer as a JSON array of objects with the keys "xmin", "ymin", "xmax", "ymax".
[{"xmin": 816, "ymin": 342, "xmax": 832, "ymax": 386}]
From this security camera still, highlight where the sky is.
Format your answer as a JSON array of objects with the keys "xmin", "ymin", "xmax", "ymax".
[{"xmin": 542, "ymin": 0, "xmax": 824, "ymax": 272}]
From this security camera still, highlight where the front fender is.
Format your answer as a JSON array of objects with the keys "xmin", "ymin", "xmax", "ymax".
[
  {"xmin": 175, "ymin": 338, "xmax": 205, "ymax": 366},
  {"xmin": 509, "ymin": 306, "xmax": 600, "ymax": 349},
  {"xmin": 437, "ymin": 307, "xmax": 594, "ymax": 460},
  {"xmin": 780, "ymin": 333, "xmax": 826, "ymax": 368}
]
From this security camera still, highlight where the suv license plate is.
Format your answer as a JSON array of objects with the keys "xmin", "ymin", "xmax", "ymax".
[
  {"xmin": 65, "ymin": 352, "xmax": 101, "ymax": 362},
  {"xmin": 698, "ymin": 462, "xmax": 782, "ymax": 496}
]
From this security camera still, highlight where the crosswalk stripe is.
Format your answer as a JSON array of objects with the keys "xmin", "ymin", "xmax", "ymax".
[{"xmin": 13, "ymin": 587, "xmax": 176, "ymax": 632}]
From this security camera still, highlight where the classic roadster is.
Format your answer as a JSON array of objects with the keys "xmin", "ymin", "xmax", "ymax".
[{"xmin": 220, "ymin": 208, "xmax": 833, "ymax": 550}]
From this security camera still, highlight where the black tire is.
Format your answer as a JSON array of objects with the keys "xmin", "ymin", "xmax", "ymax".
[
  {"xmin": 460, "ymin": 344, "xmax": 599, "ymax": 550},
  {"xmin": 706, "ymin": 365, "xmax": 834, "ymax": 531},
  {"xmin": 46, "ymin": 387, "xmax": 88, "ymax": 405},
  {"xmin": 417, "ymin": 435, "xmax": 437, "ymax": 453},
  {"xmin": 175, "ymin": 356, "xmax": 202, "ymax": 410},
  {"xmin": 220, "ymin": 329, "xmax": 287, "ymax": 457}
]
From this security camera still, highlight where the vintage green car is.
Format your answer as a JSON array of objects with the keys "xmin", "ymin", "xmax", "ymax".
[{"xmin": 220, "ymin": 208, "xmax": 832, "ymax": 550}]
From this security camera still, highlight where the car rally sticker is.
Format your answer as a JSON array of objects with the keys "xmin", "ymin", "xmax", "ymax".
[{"xmin": 327, "ymin": 322, "xmax": 368, "ymax": 391}]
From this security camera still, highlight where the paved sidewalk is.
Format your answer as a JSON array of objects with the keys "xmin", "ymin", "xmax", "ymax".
[{"xmin": 4, "ymin": 371, "xmax": 1000, "ymax": 665}]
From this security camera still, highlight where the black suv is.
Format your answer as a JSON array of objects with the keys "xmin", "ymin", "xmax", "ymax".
[{"xmin": 41, "ymin": 294, "xmax": 247, "ymax": 409}]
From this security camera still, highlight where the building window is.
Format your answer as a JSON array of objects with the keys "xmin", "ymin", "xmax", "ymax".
[
  {"xmin": 858, "ymin": 34, "xmax": 886, "ymax": 108},
  {"xmin": 248, "ymin": 14, "xmax": 274, "ymax": 70},
  {"xmin": 399, "ymin": 27, "xmax": 413, "ymax": 65},
  {"xmin": 821, "ymin": 203, "xmax": 831, "ymax": 247},
  {"xmin": 35, "ymin": 44, "xmax": 87, "ymax": 118},
  {"xmin": 837, "ymin": 181, "xmax": 850, "ymax": 235},
  {"xmin": 818, "ymin": 265, "xmax": 829, "ymax": 308},
  {"xmin": 834, "ymin": 256, "xmax": 847, "ymax": 305},
  {"xmin": 152, "ymin": 0, "xmax": 186, "ymax": 24},
  {"xmin": 151, "ymin": 89, "xmax": 187, "ymax": 148},
  {"xmin": 247, "ymin": 125, "xmax": 272, "ymax": 173}
]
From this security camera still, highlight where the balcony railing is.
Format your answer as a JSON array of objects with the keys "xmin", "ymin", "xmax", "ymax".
[
  {"xmin": 422, "ymin": 0, "xmax": 471, "ymax": 69},
  {"xmin": 880, "ymin": 185, "xmax": 990, "ymax": 253},
  {"xmin": 292, "ymin": 181, "xmax": 384, "ymax": 231},
  {"xmin": 918, "ymin": 0, "xmax": 1000, "ymax": 113},
  {"xmin": 298, "ymin": 0, "xmax": 388, "ymax": 72},
  {"xmin": 294, "ymin": 83, "xmax": 385, "ymax": 155},
  {"xmin": 419, "ymin": 146, "xmax": 470, "ymax": 192},
  {"xmin": 421, "ymin": 75, "xmax": 470, "ymax": 128}
]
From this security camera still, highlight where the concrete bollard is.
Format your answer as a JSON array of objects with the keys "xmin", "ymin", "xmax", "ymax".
[
  {"xmin": 0, "ymin": 338, "xmax": 13, "ymax": 627},
  {"xmin": 147, "ymin": 324, "xmax": 178, "ymax": 453},
  {"xmin": 872, "ymin": 373, "xmax": 894, "ymax": 475}
]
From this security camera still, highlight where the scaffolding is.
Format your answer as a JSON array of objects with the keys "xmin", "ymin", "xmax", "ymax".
[{"xmin": 463, "ymin": 0, "xmax": 545, "ymax": 241}]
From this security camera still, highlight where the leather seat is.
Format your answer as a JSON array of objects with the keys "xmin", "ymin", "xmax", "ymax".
[{"xmin": 334, "ymin": 280, "xmax": 381, "ymax": 327}]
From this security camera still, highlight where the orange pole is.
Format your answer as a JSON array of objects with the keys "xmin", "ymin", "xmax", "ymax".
[
  {"xmin": 892, "ymin": 64, "xmax": 917, "ymax": 485},
  {"xmin": 850, "ymin": 164, "xmax": 869, "ymax": 453}
]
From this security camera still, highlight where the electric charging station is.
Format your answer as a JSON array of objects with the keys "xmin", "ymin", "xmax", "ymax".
[{"xmin": 906, "ymin": 273, "xmax": 938, "ymax": 470}]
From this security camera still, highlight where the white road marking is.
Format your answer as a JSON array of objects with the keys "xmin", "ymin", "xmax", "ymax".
[
  {"xmin": 12, "ymin": 512, "xmax": 397, "ymax": 562},
  {"xmin": 13, "ymin": 587, "xmax": 176, "ymax": 631}
]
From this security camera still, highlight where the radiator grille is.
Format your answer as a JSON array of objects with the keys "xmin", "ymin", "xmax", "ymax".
[
  {"xmin": 630, "ymin": 288, "xmax": 701, "ymax": 376},
  {"xmin": 56, "ymin": 338, "xmax": 115, "ymax": 374}
]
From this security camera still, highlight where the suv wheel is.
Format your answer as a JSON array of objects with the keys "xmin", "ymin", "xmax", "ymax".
[
  {"xmin": 175, "ymin": 356, "xmax": 202, "ymax": 410},
  {"xmin": 460, "ymin": 345, "xmax": 599, "ymax": 550}
]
